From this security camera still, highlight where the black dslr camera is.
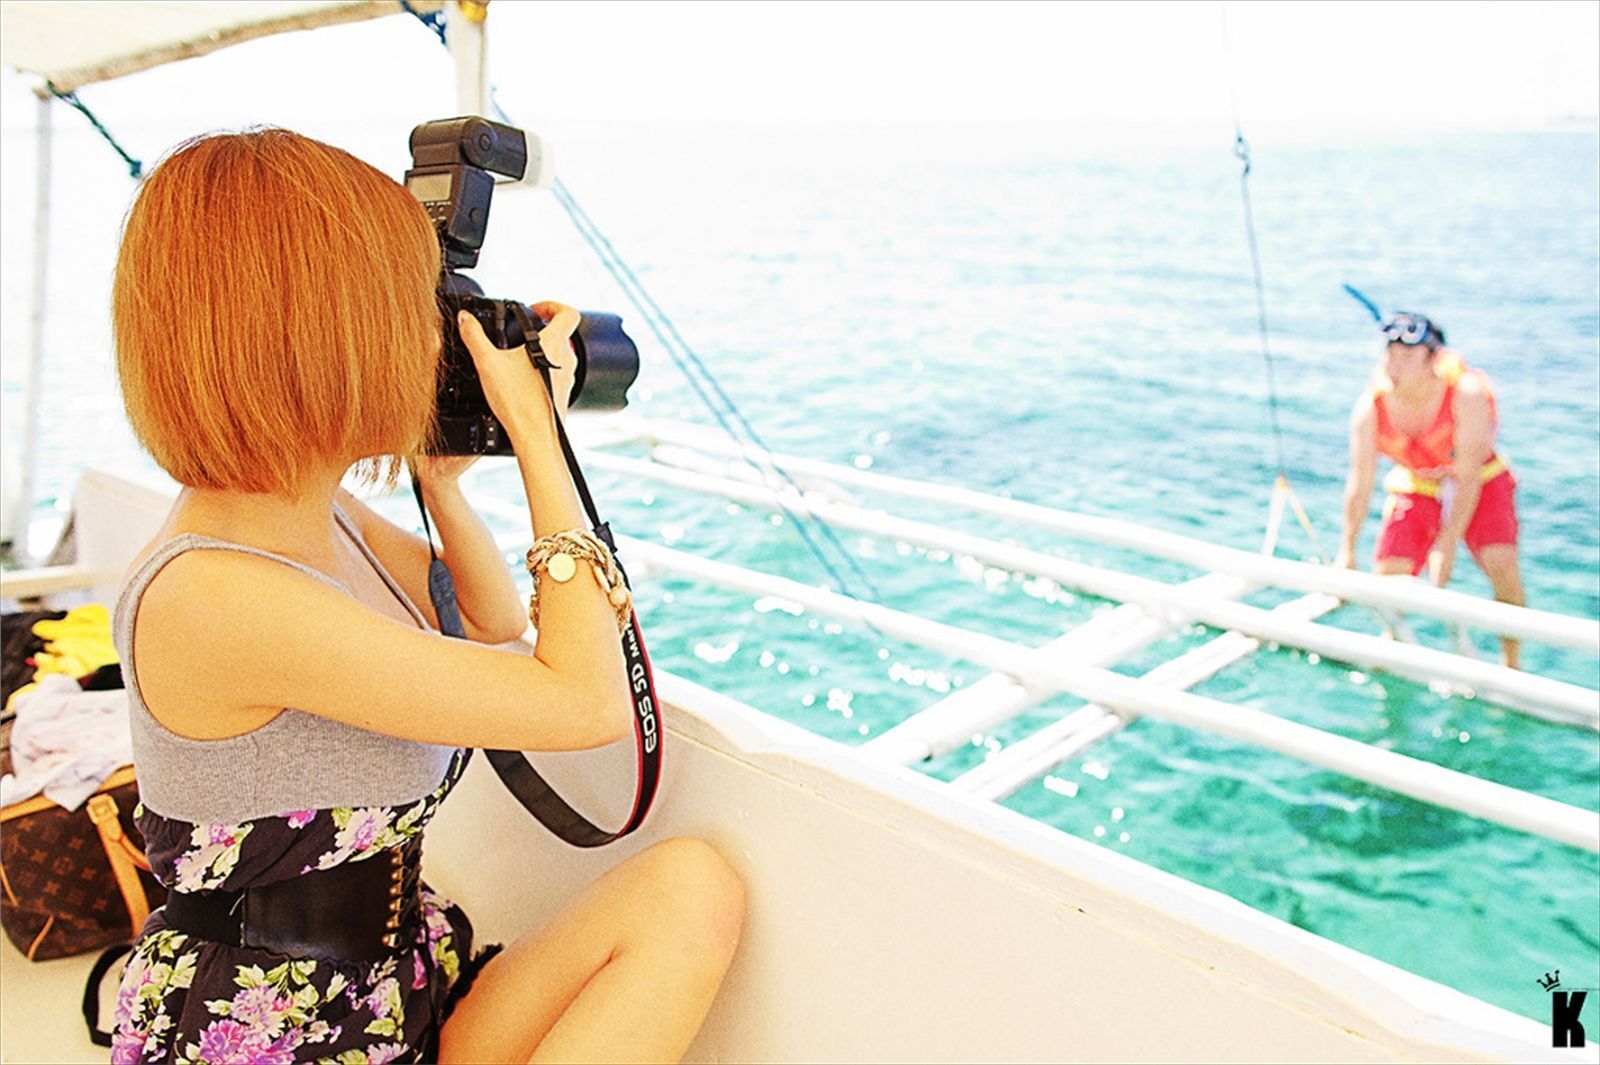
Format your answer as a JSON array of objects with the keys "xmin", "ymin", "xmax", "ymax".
[{"xmin": 405, "ymin": 117, "xmax": 639, "ymax": 455}]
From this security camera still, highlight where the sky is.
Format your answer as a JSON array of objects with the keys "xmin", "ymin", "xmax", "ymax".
[
  {"xmin": 0, "ymin": 0, "xmax": 1596, "ymax": 139},
  {"xmin": 488, "ymin": 0, "xmax": 1600, "ymax": 129}
]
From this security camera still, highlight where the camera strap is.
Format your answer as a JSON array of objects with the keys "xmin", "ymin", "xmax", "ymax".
[{"xmin": 409, "ymin": 339, "xmax": 662, "ymax": 847}]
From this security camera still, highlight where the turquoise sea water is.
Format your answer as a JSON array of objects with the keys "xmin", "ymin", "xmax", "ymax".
[{"xmin": 2, "ymin": 117, "xmax": 1596, "ymax": 1022}]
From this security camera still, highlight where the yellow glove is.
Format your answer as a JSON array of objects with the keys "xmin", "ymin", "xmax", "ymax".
[
  {"xmin": 30, "ymin": 604, "xmax": 112, "ymax": 642},
  {"xmin": 14, "ymin": 603, "xmax": 120, "ymax": 691}
]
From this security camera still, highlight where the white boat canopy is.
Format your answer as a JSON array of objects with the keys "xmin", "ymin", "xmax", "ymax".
[{"xmin": 0, "ymin": 0, "xmax": 436, "ymax": 93}]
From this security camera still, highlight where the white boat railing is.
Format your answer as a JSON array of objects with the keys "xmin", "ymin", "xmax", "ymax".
[
  {"xmin": 568, "ymin": 447, "xmax": 1599, "ymax": 728},
  {"xmin": 613, "ymin": 417, "xmax": 1599, "ymax": 655},
  {"xmin": 0, "ymin": 565, "xmax": 120, "ymax": 601},
  {"xmin": 462, "ymin": 417, "xmax": 1600, "ymax": 854}
]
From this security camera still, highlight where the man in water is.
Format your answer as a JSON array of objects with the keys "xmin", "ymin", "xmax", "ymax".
[{"xmin": 1335, "ymin": 313, "xmax": 1526, "ymax": 667}]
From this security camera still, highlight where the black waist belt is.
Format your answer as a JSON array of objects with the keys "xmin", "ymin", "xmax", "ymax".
[{"xmin": 161, "ymin": 836, "xmax": 424, "ymax": 963}]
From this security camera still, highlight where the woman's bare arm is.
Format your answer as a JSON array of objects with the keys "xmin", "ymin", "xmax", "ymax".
[
  {"xmin": 335, "ymin": 482, "xmax": 528, "ymax": 645},
  {"xmin": 463, "ymin": 304, "xmax": 630, "ymax": 704},
  {"xmin": 134, "ymin": 549, "xmax": 629, "ymax": 750}
]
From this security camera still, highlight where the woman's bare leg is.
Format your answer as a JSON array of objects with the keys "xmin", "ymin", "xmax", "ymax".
[{"xmin": 438, "ymin": 836, "xmax": 746, "ymax": 1065}]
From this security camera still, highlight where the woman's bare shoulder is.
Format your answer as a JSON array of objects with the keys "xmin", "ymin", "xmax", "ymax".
[{"xmin": 129, "ymin": 547, "xmax": 305, "ymax": 738}]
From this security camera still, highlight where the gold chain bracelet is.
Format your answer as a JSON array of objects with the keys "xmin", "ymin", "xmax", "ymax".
[{"xmin": 525, "ymin": 530, "xmax": 632, "ymax": 634}]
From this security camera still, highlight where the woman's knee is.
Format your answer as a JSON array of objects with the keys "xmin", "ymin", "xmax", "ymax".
[{"xmin": 636, "ymin": 837, "xmax": 747, "ymax": 947}]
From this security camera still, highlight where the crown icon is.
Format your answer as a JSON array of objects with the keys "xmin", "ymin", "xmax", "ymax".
[{"xmin": 1537, "ymin": 970, "xmax": 1561, "ymax": 992}]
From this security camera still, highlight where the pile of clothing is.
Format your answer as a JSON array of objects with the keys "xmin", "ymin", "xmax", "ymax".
[{"xmin": 0, "ymin": 605, "xmax": 130, "ymax": 811}]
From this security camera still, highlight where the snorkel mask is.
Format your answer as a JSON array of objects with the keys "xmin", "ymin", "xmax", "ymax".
[
  {"xmin": 1342, "ymin": 285, "xmax": 1445, "ymax": 349},
  {"xmin": 1380, "ymin": 312, "xmax": 1444, "ymax": 348}
]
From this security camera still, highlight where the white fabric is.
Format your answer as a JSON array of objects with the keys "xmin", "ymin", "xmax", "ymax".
[
  {"xmin": 0, "ymin": 674, "xmax": 132, "ymax": 811},
  {"xmin": 0, "ymin": 1, "xmax": 413, "ymax": 91}
]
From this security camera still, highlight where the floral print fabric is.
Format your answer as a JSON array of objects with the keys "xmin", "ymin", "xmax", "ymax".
[{"xmin": 113, "ymin": 750, "xmax": 480, "ymax": 1064}]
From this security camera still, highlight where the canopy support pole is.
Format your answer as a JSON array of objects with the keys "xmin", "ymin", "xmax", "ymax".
[
  {"xmin": 6, "ymin": 88, "xmax": 53, "ymax": 560},
  {"xmin": 447, "ymin": 1, "xmax": 487, "ymax": 116}
]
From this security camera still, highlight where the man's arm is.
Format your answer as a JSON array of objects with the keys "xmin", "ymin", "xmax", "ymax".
[
  {"xmin": 1337, "ymin": 396, "xmax": 1378, "ymax": 568},
  {"xmin": 1428, "ymin": 379, "xmax": 1494, "ymax": 587}
]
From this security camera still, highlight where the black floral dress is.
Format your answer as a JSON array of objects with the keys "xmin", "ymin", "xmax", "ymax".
[{"xmin": 110, "ymin": 748, "xmax": 496, "ymax": 1064}]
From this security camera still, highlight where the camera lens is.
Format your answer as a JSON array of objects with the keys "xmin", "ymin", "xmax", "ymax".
[{"xmin": 569, "ymin": 313, "xmax": 640, "ymax": 412}]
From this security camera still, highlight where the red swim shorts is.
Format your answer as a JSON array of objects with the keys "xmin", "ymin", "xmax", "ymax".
[{"xmin": 1375, "ymin": 469, "xmax": 1519, "ymax": 575}]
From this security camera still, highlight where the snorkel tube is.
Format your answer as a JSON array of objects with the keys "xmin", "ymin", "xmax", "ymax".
[
  {"xmin": 1346, "ymin": 285, "xmax": 1446, "ymax": 349},
  {"xmin": 1343, "ymin": 282, "xmax": 1385, "ymax": 324}
]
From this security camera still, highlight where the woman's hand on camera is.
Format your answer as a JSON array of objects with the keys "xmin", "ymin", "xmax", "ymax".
[
  {"xmin": 530, "ymin": 301, "xmax": 581, "ymax": 418},
  {"xmin": 455, "ymin": 303, "xmax": 580, "ymax": 438}
]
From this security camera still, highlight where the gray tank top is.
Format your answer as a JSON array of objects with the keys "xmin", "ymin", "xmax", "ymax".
[{"xmin": 113, "ymin": 504, "xmax": 459, "ymax": 825}]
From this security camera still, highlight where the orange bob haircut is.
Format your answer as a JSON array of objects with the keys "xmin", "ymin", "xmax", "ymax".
[{"xmin": 114, "ymin": 128, "xmax": 441, "ymax": 497}]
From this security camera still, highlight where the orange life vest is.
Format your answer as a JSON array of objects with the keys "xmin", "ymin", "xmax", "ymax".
[{"xmin": 1370, "ymin": 353, "xmax": 1505, "ymax": 497}]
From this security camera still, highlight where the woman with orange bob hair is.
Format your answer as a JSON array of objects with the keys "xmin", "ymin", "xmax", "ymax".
[{"xmin": 109, "ymin": 128, "xmax": 744, "ymax": 1064}]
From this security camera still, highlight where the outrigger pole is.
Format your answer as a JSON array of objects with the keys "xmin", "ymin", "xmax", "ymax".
[
  {"xmin": 452, "ymin": 420, "xmax": 1600, "ymax": 852},
  {"xmin": 948, "ymin": 592, "xmax": 1343, "ymax": 801}
]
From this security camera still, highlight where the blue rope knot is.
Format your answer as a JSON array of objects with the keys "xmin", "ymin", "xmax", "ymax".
[
  {"xmin": 1233, "ymin": 132, "xmax": 1252, "ymax": 177},
  {"xmin": 399, "ymin": 1, "xmax": 449, "ymax": 46},
  {"xmin": 47, "ymin": 83, "xmax": 143, "ymax": 179}
]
